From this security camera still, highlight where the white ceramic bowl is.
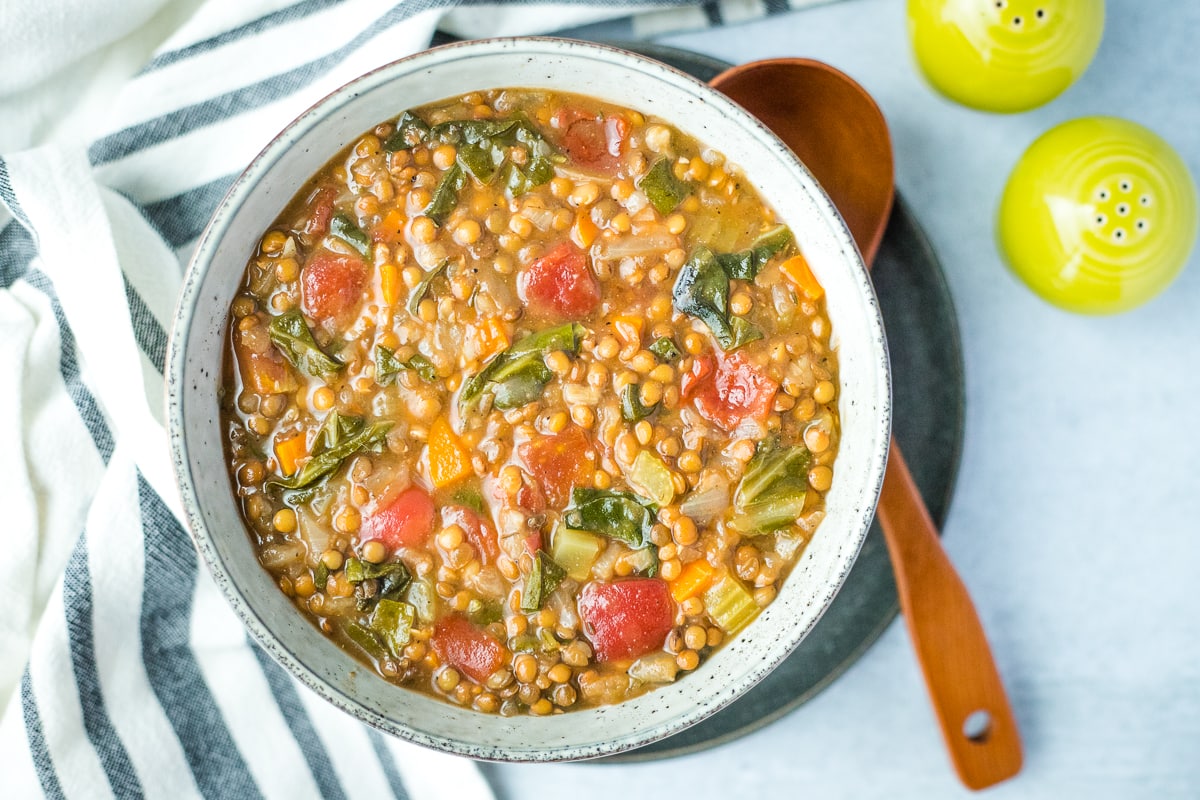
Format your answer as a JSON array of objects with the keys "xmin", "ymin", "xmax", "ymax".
[{"xmin": 167, "ymin": 37, "xmax": 891, "ymax": 761}]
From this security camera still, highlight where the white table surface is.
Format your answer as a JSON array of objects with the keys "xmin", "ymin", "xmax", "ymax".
[{"xmin": 488, "ymin": 1, "xmax": 1200, "ymax": 797}]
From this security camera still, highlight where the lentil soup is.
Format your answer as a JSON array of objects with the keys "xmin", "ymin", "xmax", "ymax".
[{"xmin": 221, "ymin": 88, "xmax": 840, "ymax": 716}]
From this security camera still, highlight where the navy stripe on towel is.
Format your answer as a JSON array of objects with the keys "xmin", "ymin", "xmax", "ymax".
[
  {"xmin": 140, "ymin": 174, "xmax": 237, "ymax": 250},
  {"xmin": 249, "ymin": 641, "xmax": 351, "ymax": 800},
  {"xmin": 22, "ymin": 669, "xmax": 66, "ymax": 800},
  {"xmin": 62, "ymin": 536, "xmax": 146, "ymax": 799},
  {"xmin": 137, "ymin": 475, "xmax": 264, "ymax": 800},
  {"xmin": 122, "ymin": 275, "xmax": 169, "ymax": 374},
  {"xmin": 368, "ymin": 729, "xmax": 411, "ymax": 800}
]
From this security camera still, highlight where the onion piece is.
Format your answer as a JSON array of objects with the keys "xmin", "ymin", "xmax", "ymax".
[{"xmin": 679, "ymin": 470, "xmax": 730, "ymax": 525}]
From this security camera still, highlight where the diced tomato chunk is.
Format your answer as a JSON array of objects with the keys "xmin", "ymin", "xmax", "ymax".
[
  {"xmin": 579, "ymin": 579, "xmax": 675, "ymax": 662},
  {"xmin": 680, "ymin": 355, "xmax": 714, "ymax": 401},
  {"xmin": 442, "ymin": 505, "xmax": 499, "ymax": 563},
  {"xmin": 301, "ymin": 251, "xmax": 366, "ymax": 323},
  {"xmin": 556, "ymin": 108, "xmax": 629, "ymax": 174},
  {"xmin": 303, "ymin": 187, "xmax": 338, "ymax": 238},
  {"xmin": 516, "ymin": 483, "xmax": 546, "ymax": 514},
  {"xmin": 692, "ymin": 350, "xmax": 779, "ymax": 432},
  {"xmin": 518, "ymin": 426, "xmax": 595, "ymax": 508},
  {"xmin": 431, "ymin": 615, "xmax": 505, "ymax": 683},
  {"xmin": 361, "ymin": 487, "xmax": 434, "ymax": 549},
  {"xmin": 518, "ymin": 242, "xmax": 600, "ymax": 318}
]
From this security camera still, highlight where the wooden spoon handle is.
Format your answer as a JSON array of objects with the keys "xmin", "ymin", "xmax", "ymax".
[{"xmin": 876, "ymin": 441, "xmax": 1023, "ymax": 790}]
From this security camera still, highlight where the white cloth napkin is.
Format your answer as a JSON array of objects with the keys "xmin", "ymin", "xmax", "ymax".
[{"xmin": 0, "ymin": 0, "xmax": 835, "ymax": 797}]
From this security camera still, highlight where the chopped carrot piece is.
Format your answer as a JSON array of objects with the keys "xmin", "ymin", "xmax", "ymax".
[
  {"xmin": 609, "ymin": 315, "xmax": 643, "ymax": 348},
  {"xmin": 380, "ymin": 263, "xmax": 401, "ymax": 307},
  {"xmin": 427, "ymin": 417, "xmax": 473, "ymax": 489},
  {"xmin": 274, "ymin": 432, "xmax": 308, "ymax": 477},
  {"xmin": 476, "ymin": 317, "xmax": 510, "ymax": 361},
  {"xmin": 373, "ymin": 209, "xmax": 406, "ymax": 244},
  {"xmin": 572, "ymin": 208, "xmax": 599, "ymax": 248},
  {"xmin": 780, "ymin": 253, "xmax": 824, "ymax": 300},
  {"xmin": 670, "ymin": 558, "xmax": 716, "ymax": 603}
]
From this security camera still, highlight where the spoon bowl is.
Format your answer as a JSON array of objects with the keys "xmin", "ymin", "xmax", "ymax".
[{"xmin": 711, "ymin": 58, "xmax": 1023, "ymax": 790}]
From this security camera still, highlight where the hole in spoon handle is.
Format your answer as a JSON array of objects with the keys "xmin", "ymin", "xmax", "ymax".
[{"xmin": 877, "ymin": 442, "xmax": 1023, "ymax": 790}]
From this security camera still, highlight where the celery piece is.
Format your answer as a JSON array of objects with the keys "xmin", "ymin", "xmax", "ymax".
[
  {"xmin": 404, "ymin": 578, "xmax": 439, "ymax": 624},
  {"xmin": 703, "ymin": 573, "xmax": 760, "ymax": 635},
  {"xmin": 467, "ymin": 598, "xmax": 503, "ymax": 626},
  {"xmin": 628, "ymin": 450, "xmax": 676, "ymax": 507},
  {"xmin": 370, "ymin": 598, "xmax": 416, "ymax": 655},
  {"xmin": 342, "ymin": 621, "xmax": 388, "ymax": 661},
  {"xmin": 550, "ymin": 526, "xmax": 604, "ymax": 582},
  {"xmin": 728, "ymin": 438, "xmax": 810, "ymax": 534},
  {"xmin": 520, "ymin": 551, "xmax": 566, "ymax": 613},
  {"xmin": 624, "ymin": 545, "xmax": 659, "ymax": 578}
]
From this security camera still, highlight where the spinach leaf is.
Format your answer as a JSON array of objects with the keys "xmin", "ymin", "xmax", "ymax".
[
  {"xmin": 345, "ymin": 557, "xmax": 412, "ymax": 612},
  {"xmin": 376, "ymin": 346, "xmax": 438, "ymax": 384},
  {"xmin": 520, "ymin": 551, "xmax": 567, "ymax": 613},
  {"xmin": 671, "ymin": 247, "xmax": 763, "ymax": 351},
  {"xmin": 424, "ymin": 163, "xmax": 466, "ymax": 226},
  {"xmin": 450, "ymin": 483, "xmax": 486, "ymax": 514},
  {"xmin": 313, "ymin": 562, "xmax": 329, "ymax": 591},
  {"xmin": 728, "ymin": 438, "xmax": 811, "ymax": 534},
  {"xmin": 382, "ymin": 111, "xmax": 430, "ymax": 151},
  {"xmin": 459, "ymin": 322, "xmax": 586, "ymax": 413},
  {"xmin": 406, "ymin": 259, "xmax": 448, "ymax": 316},
  {"xmin": 563, "ymin": 488, "xmax": 657, "ymax": 550},
  {"xmin": 268, "ymin": 310, "xmax": 344, "ymax": 376},
  {"xmin": 330, "ymin": 212, "xmax": 370, "ymax": 256},
  {"xmin": 638, "ymin": 157, "xmax": 691, "ymax": 216},
  {"xmin": 714, "ymin": 224, "xmax": 793, "ymax": 281},
  {"xmin": 266, "ymin": 415, "xmax": 391, "ymax": 492},
  {"xmin": 648, "ymin": 336, "xmax": 681, "ymax": 361},
  {"xmin": 620, "ymin": 384, "xmax": 659, "ymax": 423}
]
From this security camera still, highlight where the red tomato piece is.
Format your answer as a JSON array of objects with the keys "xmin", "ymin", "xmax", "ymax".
[
  {"xmin": 301, "ymin": 251, "xmax": 366, "ymax": 323},
  {"xmin": 442, "ymin": 505, "xmax": 499, "ymax": 563},
  {"xmin": 361, "ymin": 487, "xmax": 434, "ymax": 549},
  {"xmin": 557, "ymin": 108, "xmax": 629, "ymax": 173},
  {"xmin": 303, "ymin": 187, "xmax": 337, "ymax": 238},
  {"xmin": 680, "ymin": 355, "xmax": 714, "ymax": 401},
  {"xmin": 523, "ymin": 531, "xmax": 543, "ymax": 555},
  {"xmin": 516, "ymin": 483, "xmax": 546, "ymax": 514},
  {"xmin": 517, "ymin": 242, "xmax": 600, "ymax": 318},
  {"xmin": 693, "ymin": 350, "xmax": 779, "ymax": 432},
  {"xmin": 579, "ymin": 579, "xmax": 675, "ymax": 662},
  {"xmin": 431, "ymin": 615, "xmax": 505, "ymax": 683},
  {"xmin": 518, "ymin": 426, "xmax": 595, "ymax": 509}
]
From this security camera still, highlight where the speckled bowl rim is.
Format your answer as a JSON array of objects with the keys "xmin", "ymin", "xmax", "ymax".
[{"xmin": 166, "ymin": 37, "xmax": 892, "ymax": 762}]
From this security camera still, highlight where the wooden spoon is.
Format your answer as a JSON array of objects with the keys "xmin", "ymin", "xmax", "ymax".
[{"xmin": 710, "ymin": 59, "xmax": 1022, "ymax": 790}]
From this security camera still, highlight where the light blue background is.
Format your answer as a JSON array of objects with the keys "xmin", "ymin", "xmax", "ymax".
[{"xmin": 489, "ymin": 1, "xmax": 1200, "ymax": 796}]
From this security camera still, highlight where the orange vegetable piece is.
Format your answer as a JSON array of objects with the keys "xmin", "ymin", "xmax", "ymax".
[
  {"xmin": 427, "ymin": 416, "xmax": 473, "ymax": 489},
  {"xmin": 476, "ymin": 317, "xmax": 511, "ymax": 362},
  {"xmin": 372, "ymin": 208, "xmax": 406, "ymax": 244},
  {"xmin": 380, "ymin": 263, "xmax": 401, "ymax": 307},
  {"xmin": 609, "ymin": 315, "xmax": 643, "ymax": 348},
  {"xmin": 572, "ymin": 208, "xmax": 599, "ymax": 248},
  {"xmin": 780, "ymin": 252, "xmax": 824, "ymax": 300},
  {"xmin": 670, "ymin": 558, "xmax": 716, "ymax": 603},
  {"xmin": 274, "ymin": 431, "xmax": 308, "ymax": 477}
]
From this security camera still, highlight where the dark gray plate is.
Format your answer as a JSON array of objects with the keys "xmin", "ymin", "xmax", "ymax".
[{"xmin": 602, "ymin": 43, "xmax": 966, "ymax": 762}]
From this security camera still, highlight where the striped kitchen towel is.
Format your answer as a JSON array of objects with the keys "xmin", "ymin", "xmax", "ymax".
[{"xmin": 0, "ymin": 0, "xmax": 837, "ymax": 797}]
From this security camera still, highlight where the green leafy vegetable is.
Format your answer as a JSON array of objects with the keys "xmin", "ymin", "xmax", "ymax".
[
  {"xmin": 467, "ymin": 598, "xmax": 504, "ymax": 626},
  {"xmin": 406, "ymin": 259, "xmax": 448, "ymax": 316},
  {"xmin": 459, "ymin": 322, "xmax": 586, "ymax": 413},
  {"xmin": 563, "ymin": 488, "xmax": 657, "ymax": 550},
  {"xmin": 376, "ymin": 346, "xmax": 437, "ymax": 384},
  {"xmin": 638, "ymin": 157, "xmax": 691, "ymax": 215},
  {"xmin": 620, "ymin": 384, "xmax": 658, "ymax": 423},
  {"xmin": 671, "ymin": 247, "xmax": 763, "ymax": 351},
  {"xmin": 520, "ymin": 551, "xmax": 567, "ymax": 613},
  {"xmin": 313, "ymin": 562, "xmax": 329, "ymax": 591},
  {"xmin": 370, "ymin": 598, "xmax": 416, "ymax": 654},
  {"xmin": 424, "ymin": 163, "xmax": 466, "ymax": 226},
  {"xmin": 433, "ymin": 112, "xmax": 559, "ymax": 196},
  {"xmin": 267, "ymin": 413, "xmax": 391, "ymax": 492},
  {"xmin": 714, "ymin": 225, "xmax": 793, "ymax": 281},
  {"xmin": 330, "ymin": 212, "xmax": 370, "ymax": 256},
  {"xmin": 345, "ymin": 557, "xmax": 412, "ymax": 612},
  {"xmin": 382, "ymin": 111, "xmax": 431, "ymax": 151},
  {"xmin": 268, "ymin": 310, "xmax": 344, "ymax": 376},
  {"xmin": 648, "ymin": 336, "xmax": 681, "ymax": 361},
  {"xmin": 728, "ymin": 438, "xmax": 811, "ymax": 534}
]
